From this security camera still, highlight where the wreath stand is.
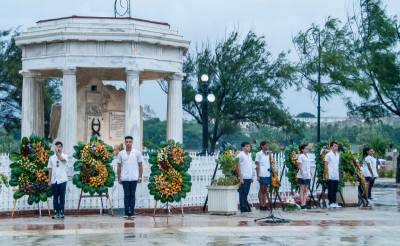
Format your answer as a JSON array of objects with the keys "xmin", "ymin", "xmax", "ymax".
[
  {"xmin": 255, "ymin": 186, "xmax": 289, "ymax": 224},
  {"xmin": 11, "ymin": 199, "xmax": 51, "ymax": 218},
  {"xmin": 76, "ymin": 190, "xmax": 114, "ymax": 216},
  {"xmin": 307, "ymin": 168, "xmax": 319, "ymax": 208},
  {"xmin": 153, "ymin": 201, "xmax": 184, "ymax": 217},
  {"xmin": 272, "ymin": 164, "xmax": 285, "ymax": 209}
]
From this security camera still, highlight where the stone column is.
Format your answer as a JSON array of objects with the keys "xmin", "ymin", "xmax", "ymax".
[
  {"xmin": 59, "ymin": 68, "xmax": 77, "ymax": 155},
  {"xmin": 21, "ymin": 71, "xmax": 35, "ymax": 138},
  {"xmin": 125, "ymin": 69, "xmax": 141, "ymax": 150},
  {"xmin": 166, "ymin": 73, "xmax": 183, "ymax": 143},
  {"xmin": 34, "ymin": 77, "xmax": 45, "ymax": 136}
]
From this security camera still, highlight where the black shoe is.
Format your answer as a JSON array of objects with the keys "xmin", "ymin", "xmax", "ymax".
[
  {"xmin": 301, "ymin": 205, "xmax": 307, "ymax": 209},
  {"xmin": 59, "ymin": 212, "xmax": 65, "ymax": 219}
]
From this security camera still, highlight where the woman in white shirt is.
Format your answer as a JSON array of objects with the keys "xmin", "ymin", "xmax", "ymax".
[
  {"xmin": 297, "ymin": 143, "xmax": 312, "ymax": 209},
  {"xmin": 362, "ymin": 146, "xmax": 379, "ymax": 201}
]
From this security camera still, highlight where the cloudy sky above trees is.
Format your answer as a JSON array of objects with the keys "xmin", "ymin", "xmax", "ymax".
[{"xmin": 1, "ymin": 0, "xmax": 399, "ymax": 119}]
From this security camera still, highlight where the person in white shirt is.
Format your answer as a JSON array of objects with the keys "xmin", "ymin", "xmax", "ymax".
[
  {"xmin": 255, "ymin": 141, "xmax": 272, "ymax": 211},
  {"xmin": 237, "ymin": 142, "xmax": 254, "ymax": 213},
  {"xmin": 324, "ymin": 141, "xmax": 342, "ymax": 208},
  {"xmin": 362, "ymin": 146, "xmax": 379, "ymax": 201},
  {"xmin": 48, "ymin": 141, "xmax": 68, "ymax": 219},
  {"xmin": 297, "ymin": 143, "xmax": 312, "ymax": 209},
  {"xmin": 117, "ymin": 136, "xmax": 143, "ymax": 219}
]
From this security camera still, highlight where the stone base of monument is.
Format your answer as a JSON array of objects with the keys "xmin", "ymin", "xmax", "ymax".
[{"xmin": 206, "ymin": 185, "xmax": 239, "ymax": 215}]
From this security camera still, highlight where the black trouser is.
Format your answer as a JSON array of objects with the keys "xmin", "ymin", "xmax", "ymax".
[
  {"xmin": 366, "ymin": 177, "xmax": 376, "ymax": 199},
  {"xmin": 327, "ymin": 179, "xmax": 339, "ymax": 205},
  {"xmin": 239, "ymin": 179, "xmax": 252, "ymax": 212},
  {"xmin": 51, "ymin": 181, "xmax": 67, "ymax": 214},
  {"xmin": 122, "ymin": 181, "xmax": 137, "ymax": 216}
]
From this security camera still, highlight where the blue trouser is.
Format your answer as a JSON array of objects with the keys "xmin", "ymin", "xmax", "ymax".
[
  {"xmin": 122, "ymin": 181, "xmax": 137, "ymax": 216},
  {"xmin": 239, "ymin": 179, "xmax": 252, "ymax": 212},
  {"xmin": 51, "ymin": 181, "xmax": 67, "ymax": 214}
]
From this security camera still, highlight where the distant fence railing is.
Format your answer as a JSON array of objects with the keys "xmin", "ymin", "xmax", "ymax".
[{"xmin": 0, "ymin": 152, "xmax": 319, "ymax": 212}]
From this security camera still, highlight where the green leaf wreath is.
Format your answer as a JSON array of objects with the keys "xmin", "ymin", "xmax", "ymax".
[
  {"xmin": 148, "ymin": 140, "xmax": 192, "ymax": 203},
  {"xmin": 72, "ymin": 135, "xmax": 115, "ymax": 195},
  {"xmin": 9, "ymin": 135, "xmax": 53, "ymax": 205}
]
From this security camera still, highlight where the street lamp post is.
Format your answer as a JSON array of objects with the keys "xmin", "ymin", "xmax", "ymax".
[
  {"xmin": 195, "ymin": 74, "xmax": 215, "ymax": 155},
  {"xmin": 303, "ymin": 27, "xmax": 322, "ymax": 143}
]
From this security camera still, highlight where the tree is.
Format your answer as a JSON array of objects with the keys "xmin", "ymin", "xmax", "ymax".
[
  {"xmin": 346, "ymin": 0, "xmax": 400, "ymax": 120},
  {"xmin": 163, "ymin": 31, "xmax": 298, "ymax": 153},
  {"xmin": 296, "ymin": 112, "xmax": 316, "ymax": 118},
  {"xmin": 0, "ymin": 29, "xmax": 61, "ymax": 138},
  {"xmin": 0, "ymin": 30, "xmax": 22, "ymax": 133},
  {"xmin": 293, "ymin": 17, "xmax": 365, "ymax": 142}
]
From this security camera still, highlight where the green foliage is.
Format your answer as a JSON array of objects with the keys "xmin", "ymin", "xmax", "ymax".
[
  {"xmin": 72, "ymin": 135, "xmax": 115, "ymax": 196},
  {"xmin": 0, "ymin": 30, "xmax": 22, "ymax": 132},
  {"xmin": 294, "ymin": 17, "xmax": 363, "ymax": 101},
  {"xmin": 181, "ymin": 30, "xmax": 298, "ymax": 153},
  {"xmin": 345, "ymin": 0, "xmax": 400, "ymax": 119},
  {"xmin": 0, "ymin": 29, "xmax": 61, "ymax": 137},
  {"xmin": 213, "ymin": 145, "xmax": 240, "ymax": 186},
  {"xmin": 212, "ymin": 176, "xmax": 239, "ymax": 186},
  {"xmin": 148, "ymin": 140, "xmax": 192, "ymax": 203},
  {"xmin": 284, "ymin": 145, "xmax": 299, "ymax": 191},
  {"xmin": 9, "ymin": 134, "xmax": 53, "ymax": 204}
]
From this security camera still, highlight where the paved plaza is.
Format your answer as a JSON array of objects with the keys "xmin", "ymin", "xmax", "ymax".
[{"xmin": 0, "ymin": 186, "xmax": 399, "ymax": 246}]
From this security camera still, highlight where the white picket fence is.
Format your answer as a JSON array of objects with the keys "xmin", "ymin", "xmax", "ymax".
[{"xmin": 0, "ymin": 152, "xmax": 318, "ymax": 212}]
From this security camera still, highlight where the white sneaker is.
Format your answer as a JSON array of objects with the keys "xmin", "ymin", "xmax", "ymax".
[
  {"xmin": 335, "ymin": 203, "xmax": 342, "ymax": 208},
  {"xmin": 328, "ymin": 203, "xmax": 336, "ymax": 208}
]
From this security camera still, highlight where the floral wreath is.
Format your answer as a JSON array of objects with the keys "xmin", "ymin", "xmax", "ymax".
[
  {"xmin": 284, "ymin": 145, "xmax": 299, "ymax": 191},
  {"xmin": 148, "ymin": 140, "xmax": 192, "ymax": 203},
  {"xmin": 9, "ymin": 135, "xmax": 52, "ymax": 205},
  {"xmin": 72, "ymin": 135, "xmax": 115, "ymax": 195},
  {"xmin": 269, "ymin": 155, "xmax": 280, "ymax": 192}
]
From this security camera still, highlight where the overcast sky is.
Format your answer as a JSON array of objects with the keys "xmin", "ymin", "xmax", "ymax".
[{"xmin": 1, "ymin": 0, "xmax": 399, "ymax": 120}]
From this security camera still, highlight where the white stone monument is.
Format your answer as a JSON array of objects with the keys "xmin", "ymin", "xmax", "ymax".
[{"xmin": 16, "ymin": 16, "xmax": 189, "ymax": 154}]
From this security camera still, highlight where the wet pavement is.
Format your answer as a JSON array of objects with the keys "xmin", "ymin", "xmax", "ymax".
[{"xmin": 0, "ymin": 187, "xmax": 399, "ymax": 246}]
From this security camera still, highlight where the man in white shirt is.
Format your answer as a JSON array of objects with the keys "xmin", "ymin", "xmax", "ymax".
[
  {"xmin": 255, "ymin": 141, "xmax": 271, "ymax": 211},
  {"xmin": 237, "ymin": 142, "xmax": 254, "ymax": 213},
  {"xmin": 117, "ymin": 136, "xmax": 143, "ymax": 219},
  {"xmin": 324, "ymin": 141, "xmax": 341, "ymax": 208},
  {"xmin": 48, "ymin": 141, "xmax": 68, "ymax": 219}
]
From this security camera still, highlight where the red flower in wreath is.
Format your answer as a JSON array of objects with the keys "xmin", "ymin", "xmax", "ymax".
[{"xmin": 21, "ymin": 145, "xmax": 30, "ymax": 156}]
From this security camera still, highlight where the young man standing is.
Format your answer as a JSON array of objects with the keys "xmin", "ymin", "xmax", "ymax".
[
  {"xmin": 237, "ymin": 142, "xmax": 254, "ymax": 213},
  {"xmin": 255, "ymin": 141, "xmax": 272, "ymax": 211},
  {"xmin": 324, "ymin": 141, "xmax": 342, "ymax": 208},
  {"xmin": 48, "ymin": 141, "xmax": 68, "ymax": 219},
  {"xmin": 117, "ymin": 136, "xmax": 143, "ymax": 219}
]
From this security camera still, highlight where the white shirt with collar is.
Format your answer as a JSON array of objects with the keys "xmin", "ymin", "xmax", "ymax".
[
  {"xmin": 363, "ymin": 155, "xmax": 379, "ymax": 178},
  {"xmin": 325, "ymin": 150, "xmax": 340, "ymax": 181},
  {"xmin": 297, "ymin": 153, "xmax": 312, "ymax": 179},
  {"xmin": 237, "ymin": 151, "xmax": 254, "ymax": 179},
  {"xmin": 118, "ymin": 149, "xmax": 143, "ymax": 181},
  {"xmin": 255, "ymin": 151, "xmax": 271, "ymax": 178},
  {"xmin": 47, "ymin": 153, "xmax": 69, "ymax": 184}
]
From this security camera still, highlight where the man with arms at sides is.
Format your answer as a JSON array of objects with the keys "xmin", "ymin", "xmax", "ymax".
[
  {"xmin": 325, "ymin": 141, "xmax": 342, "ymax": 208},
  {"xmin": 117, "ymin": 136, "xmax": 143, "ymax": 219},
  {"xmin": 255, "ymin": 140, "xmax": 272, "ymax": 211},
  {"xmin": 237, "ymin": 142, "xmax": 255, "ymax": 213}
]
